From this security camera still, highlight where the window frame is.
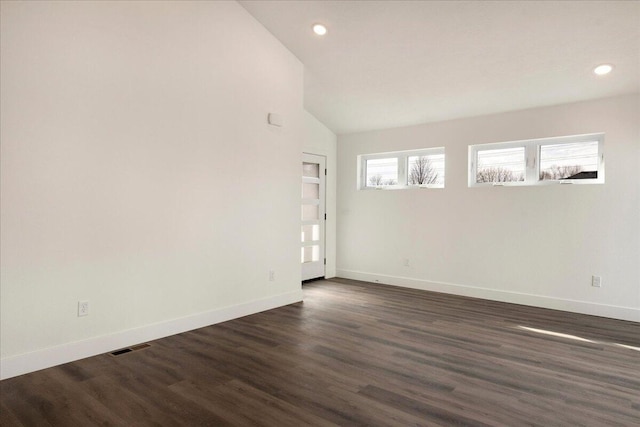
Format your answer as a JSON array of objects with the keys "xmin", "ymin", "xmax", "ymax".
[
  {"xmin": 358, "ymin": 147, "xmax": 445, "ymax": 190},
  {"xmin": 468, "ymin": 133, "xmax": 604, "ymax": 187}
]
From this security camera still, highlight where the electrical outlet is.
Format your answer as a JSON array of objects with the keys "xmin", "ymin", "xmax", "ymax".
[
  {"xmin": 78, "ymin": 300, "xmax": 89, "ymax": 317},
  {"xmin": 403, "ymin": 258, "xmax": 410, "ymax": 267},
  {"xmin": 591, "ymin": 275, "xmax": 602, "ymax": 288},
  {"xmin": 269, "ymin": 270, "xmax": 275, "ymax": 282}
]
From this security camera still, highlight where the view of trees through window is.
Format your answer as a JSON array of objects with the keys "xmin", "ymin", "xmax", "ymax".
[
  {"xmin": 361, "ymin": 148, "xmax": 445, "ymax": 189},
  {"xmin": 366, "ymin": 158, "xmax": 398, "ymax": 186},
  {"xmin": 476, "ymin": 147, "xmax": 525, "ymax": 183},
  {"xmin": 408, "ymin": 155, "xmax": 444, "ymax": 185},
  {"xmin": 539, "ymin": 141, "xmax": 598, "ymax": 180},
  {"xmin": 361, "ymin": 136, "xmax": 601, "ymax": 190},
  {"xmin": 471, "ymin": 136, "xmax": 602, "ymax": 186}
]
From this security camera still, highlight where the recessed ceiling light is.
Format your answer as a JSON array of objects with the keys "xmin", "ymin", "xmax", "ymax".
[
  {"xmin": 312, "ymin": 24, "xmax": 327, "ymax": 36},
  {"xmin": 593, "ymin": 64, "xmax": 613, "ymax": 76}
]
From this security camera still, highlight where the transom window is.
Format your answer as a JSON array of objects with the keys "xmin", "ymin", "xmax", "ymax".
[
  {"xmin": 469, "ymin": 133, "xmax": 604, "ymax": 187},
  {"xmin": 359, "ymin": 148, "xmax": 445, "ymax": 190}
]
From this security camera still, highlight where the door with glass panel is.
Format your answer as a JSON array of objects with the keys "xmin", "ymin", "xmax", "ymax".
[{"xmin": 301, "ymin": 153, "xmax": 326, "ymax": 281}]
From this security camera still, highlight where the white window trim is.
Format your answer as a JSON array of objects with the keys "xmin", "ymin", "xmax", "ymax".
[
  {"xmin": 358, "ymin": 147, "xmax": 445, "ymax": 190},
  {"xmin": 468, "ymin": 133, "xmax": 605, "ymax": 188}
]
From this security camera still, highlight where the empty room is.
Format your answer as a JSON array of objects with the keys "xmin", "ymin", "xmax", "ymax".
[{"xmin": 1, "ymin": 0, "xmax": 639, "ymax": 425}]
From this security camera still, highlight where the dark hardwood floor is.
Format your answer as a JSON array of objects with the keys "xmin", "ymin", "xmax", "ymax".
[{"xmin": 2, "ymin": 278, "xmax": 639, "ymax": 426}]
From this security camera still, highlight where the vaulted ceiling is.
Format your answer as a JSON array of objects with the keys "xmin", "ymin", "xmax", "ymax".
[{"xmin": 240, "ymin": 1, "xmax": 639, "ymax": 135}]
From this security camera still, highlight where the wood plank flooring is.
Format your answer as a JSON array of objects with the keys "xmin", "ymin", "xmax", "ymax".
[{"xmin": 2, "ymin": 278, "xmax": 639, "ymax": 426}]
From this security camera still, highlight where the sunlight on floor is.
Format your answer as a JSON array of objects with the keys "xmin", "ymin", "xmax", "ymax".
[
  {"xmin": 614, "ymin": 343, "xmax": 640, "ymax": 352},
  {"xmin": 517, "ymin": 325, "xmax": 595, "ymax": 343},
  {"xmin": 517, "ymin": 325, "xmax": 640, "ymax": 352}
]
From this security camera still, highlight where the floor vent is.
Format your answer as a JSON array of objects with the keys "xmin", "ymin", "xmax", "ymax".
[
  {"xmin": 130, "ymin": 343, "xmax": 151, "ymax": 351},
  {"xmin": 110, "ymin": 343, "xmax": 151, "ymax": 356}
]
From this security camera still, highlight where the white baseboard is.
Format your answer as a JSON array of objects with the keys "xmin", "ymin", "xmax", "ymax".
[
  {"xmin": 1, "ymin": 290, "xmax": 303, "ymax": 380},
  {"xmin": 337, "ymin": 269, "xmax": 639, "ymax": 323}
]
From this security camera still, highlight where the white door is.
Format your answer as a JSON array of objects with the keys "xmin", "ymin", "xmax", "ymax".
[{"xmin": 301, "ymin": 153, "xmax": 326, "ymax": 281}]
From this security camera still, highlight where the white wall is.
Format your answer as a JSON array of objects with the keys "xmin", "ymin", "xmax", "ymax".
[
  {"xmin": 337, "ymin": 94, "xmax": 640, "ymax": 322},
  {"xmin": 304, "ymin": 111, "xmax": 338, "ymax": 278},
  {"xmin": 1, "ymin": 0, "xmax": 304, "ymax": 378}
]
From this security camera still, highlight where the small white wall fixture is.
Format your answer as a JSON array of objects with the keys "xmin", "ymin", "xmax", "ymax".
[{"xmin": 268, "ymin": 113, "xmax": 284, "ymax": 127}]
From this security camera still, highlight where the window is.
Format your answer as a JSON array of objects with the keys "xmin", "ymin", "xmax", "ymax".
[
  {"xmin": 469, "ymin": 133, "xmax": 604, "ymax": 187},
  {"xmin": 365, "ymin": 157, "xmax": 398, "ymax": 187},
  {"xmin": 408, "ymin": 153, "xmax": 445, "ymax": 186},
  {"xmin": 476, "ymin": 146, "xmax": 525, "ymax": 183},
  {"xmin": 359, "ymin": 148, "xmax": 445, "ymax": 190},
  {"xmin": 539, "ymin": 141, "xmax": 599, "ymax": 180}
]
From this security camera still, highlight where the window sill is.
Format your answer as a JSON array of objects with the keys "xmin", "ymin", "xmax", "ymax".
[
  {"xmin": 469, "ymin": 179, "xmax": 604, "ymax": 188},
  {"xmin": 361, "ymin": 184, "xmax": 445, "ymax": 191}
]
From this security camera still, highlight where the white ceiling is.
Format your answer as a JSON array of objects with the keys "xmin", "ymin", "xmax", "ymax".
[{"xmin": 239, "ymin": 1, "xmax": 640, "ymax": 135}]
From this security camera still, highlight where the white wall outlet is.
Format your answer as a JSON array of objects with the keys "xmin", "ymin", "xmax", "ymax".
[
  {"xmin": 268, "ymin": 270, "xmax": 275, "ymax": 281},
  {"xmin": 591, "ymin": 275, "xmax": 602, "ymax": 288},
  {"xmin": 403, "ymin": 258, "xmax": 410, "ymax": 267},
  {"xmin": 78, "ymin": 300, "xmax": 89, "ymax": 317}
]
